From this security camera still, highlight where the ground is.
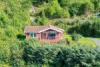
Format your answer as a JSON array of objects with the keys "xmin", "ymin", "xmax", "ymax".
[{"xmin": 91, "ymin": 38, "xmax": 100, "ymax": 46}]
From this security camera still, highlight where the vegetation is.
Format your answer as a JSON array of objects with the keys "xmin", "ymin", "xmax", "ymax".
[
  {"xmin": 0, "ymin": 41, "xmax": 100, "ymax": 67},
  {"xmin": 68, "ymin": 17, "xmax": 100, "ymax": 37},
  {"xmin": 0, "ymin": 0, "xmax": 100, "ymax": 67},
  {"xmin": 23, "ymin": 45, "xmax": 100, "ymax": 67}
]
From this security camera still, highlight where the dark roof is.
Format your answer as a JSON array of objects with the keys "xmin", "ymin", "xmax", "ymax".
[{"xmin": 24, "ymin": 25, "xmax": 64, "ymax": 33}]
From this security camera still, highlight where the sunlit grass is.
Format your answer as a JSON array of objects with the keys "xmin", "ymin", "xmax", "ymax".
[{"xmin": 77, "ymin": 38, "xmax": 96, "ymax": 48}]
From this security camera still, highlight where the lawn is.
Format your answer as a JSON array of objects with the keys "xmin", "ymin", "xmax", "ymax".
[{"xmin": 77, "ymin": 38, "xmax": 96, "ymax": 47}]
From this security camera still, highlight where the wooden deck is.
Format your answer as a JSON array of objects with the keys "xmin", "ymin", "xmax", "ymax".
[{"xmin": 39, "ymin": 39, "xmax": 61, "ymax": 44}]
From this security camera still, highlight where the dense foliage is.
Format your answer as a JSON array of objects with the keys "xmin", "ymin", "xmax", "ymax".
[
  {"xmin": 0, "ymin": 41, "xmax": 100, "ymax": 67},
  {"xmin": 0, "ymin": 0, "xmax": 32, "ymax": 40},
  {"xmin": 23, "ymin": 45, "xmax": 100, "ymax": 67},
  {"xmin": 0, "ymin": 0, "xmax": 100, "ymax": 67},
  {"xmin": 68, "ymin": 17, "xmax": 100, "ymax": 37},
  {"xmin": 32, "ymin": 0, "xmax": 100, "ymax": 18},
  {"xmin": 0, "ymin": 0, "xmax": 100, "ymax": 43}
]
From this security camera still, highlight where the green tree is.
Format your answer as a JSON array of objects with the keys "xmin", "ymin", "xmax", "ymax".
[
  {"xmin": 91, "ymin": 0, "xmax": 100, "ymax": 11},
  {"xmin": 79, "ymin": 2, "xmax": 94, "ymax": 15},
  {"xmin": 69, "ymin": 2, "xmax": 81, "ymax": 16},
  {"xmin": 44, "ymin": 0, "xmax": 70, "ymax": 18}
]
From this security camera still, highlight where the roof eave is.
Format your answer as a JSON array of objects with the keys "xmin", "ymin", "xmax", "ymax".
[{"xmin": 38, "ymin": 28, "xmax": 64, "ymax": 33}]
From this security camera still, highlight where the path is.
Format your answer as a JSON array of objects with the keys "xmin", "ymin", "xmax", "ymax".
[{"xmin": 91, "ymin": 38, "xmax": 100, "ymax": 46}]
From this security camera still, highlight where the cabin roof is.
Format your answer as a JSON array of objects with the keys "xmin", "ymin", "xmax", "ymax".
[{"xmin": 24, "ymin": 25, "xmax": 64, "ymax": 33}]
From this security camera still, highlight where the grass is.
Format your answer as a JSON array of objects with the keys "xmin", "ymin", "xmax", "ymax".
[{"xmin": 77, "ymin": 38, "xmax": 96, "ymax": 48}]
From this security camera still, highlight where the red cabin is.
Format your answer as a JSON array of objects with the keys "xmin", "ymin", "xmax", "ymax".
[{"xmin": 24, "ymin": 25, "xmax": 64, "ymax": 43}]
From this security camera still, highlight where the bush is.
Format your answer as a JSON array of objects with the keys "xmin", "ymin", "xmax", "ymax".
[
  {"xmin": 17, "ymin": 34, "xmax": 26, "ymax": 40},
  {"xmin": 71, "ymin": 33, "xmax": 83, "ymax": 41},
  {"xmin": 69, "ymin": 2, "xmax": 94, "ymax": 16},
  {"xmin": 58, "ymin": 0, "xmax": 69, "ymax": 7},
  {"xmin": 69, "ymin": 2, "xmax": 81, "ymax": 16},
  {"xmin": 34, "ymin": 16, "xmax": 48, "ymax": 25},
  {"xmin": 42, "ymin": 0, "xmax": 70, "ymax": 18},
  {"xmin": 79, "ymin": 2, "xmax": 94, "ymax": 15},
  {"xmin": 22, "ymin": 44, "xmax": 100, "ymax": 67},
  {"xmin": 68, "ymin": 18, "xmax": 100, "ymax": 37},
  {"xmin": 91, "ymin": 0, "xmax": 100, "ymax": 11}
]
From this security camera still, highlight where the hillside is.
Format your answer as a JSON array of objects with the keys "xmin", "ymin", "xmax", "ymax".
[
  {"xmin": 0, "ymin": 0, "xmax": 100, "ymax": 67},
  {"xmin": 0, "ymin": 0, "xmax": 100, "ymax": 43}
]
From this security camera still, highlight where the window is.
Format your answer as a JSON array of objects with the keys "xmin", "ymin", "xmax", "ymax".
[
  {"xmin": 48, "ymin": 31, "xmax": 56, "ymax": 39},
  {"xmin": 34, "ymin": 33, "xmax": 36, "ymax": 37},
  {"xmin": 30, "ymin": 32, "xmax": 36, "ymax": 38}
]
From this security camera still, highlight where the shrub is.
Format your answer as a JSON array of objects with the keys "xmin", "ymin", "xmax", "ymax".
[
  {"xmin": 58, "ymin": 0, "xmax": 69, "ymax": 7},
  {"xmin": 23, "ymin": 46, "xmax": 46, "ymax": 64},
  {"xmin": 91, "ymin": 0, "xmax": 100, "ymax": 11},
  {"xmin": 43, "ymin": 0, "xmax": 70, "ymax": 18},
  {"xmin": 79, "ymin": 2, "xmax": 94, "ymax": 15},
  {"xmin": 22, "ymin": 44, "xmax": 100, "ymax": 67},
  {"xmin": 0, "ymin": 45, "xmax": 10, "ymax": 64},
  {"xmin": 69, "ymin": 2, "xmax": 81, "ymax": 16},
  {"xmin": 68, "ymin": 18, "xmax": 100, "ymax": 37},
  {"xmin": 35, "ymin": 16, "xmax": 48, "ymax": 25},
  {"xmin": 17, "ymin": 34, "xmax": 26, "ymax": 40},
  {"xmin": 71, "ymin": 33, "xmax": 83, "ymax": 41}
]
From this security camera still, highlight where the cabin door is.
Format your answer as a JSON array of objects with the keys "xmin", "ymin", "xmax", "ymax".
[{"xmin": 41, "ymin": 32, "xmax": 46, "ymax": 39}]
